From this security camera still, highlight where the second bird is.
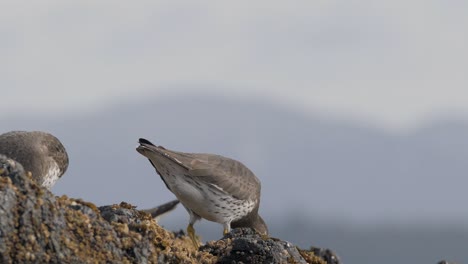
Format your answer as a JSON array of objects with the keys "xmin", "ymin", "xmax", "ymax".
[
  {"xmin": 136, "ymin": 138, "xmax": 268, "ymax": 247},
  {"xmin": 0, "ymin": 131, "xmax": 69, "ymax": 190}
]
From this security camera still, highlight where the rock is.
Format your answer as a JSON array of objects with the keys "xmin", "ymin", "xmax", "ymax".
[
  {"xmin": 201, "ymin": 228, "xmax": 327, "ymax": 264},
  {"xmin": 0, "ymin": 155, "xmax": 335, "ymax": 263},
  {"xmin": 309, "ymin": 246, "xmax": 341, "ymax": 264},
  {"xmin": 0, "ymin": 154, "xmax": 28, "ymax": 187}
]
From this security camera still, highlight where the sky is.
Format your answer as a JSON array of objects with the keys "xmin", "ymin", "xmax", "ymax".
[{"xmin": 1, "ymin": 1, "xmax": 468, "ymax": 131}]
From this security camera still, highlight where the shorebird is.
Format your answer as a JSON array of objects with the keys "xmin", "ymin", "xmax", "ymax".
[
  {"xmin": 0, "ymin": 131, "xmax": 69, "ymax": 189},
  {"xmin": 136, "ymin": 138, "xmax": 267, "ymax": 247}
]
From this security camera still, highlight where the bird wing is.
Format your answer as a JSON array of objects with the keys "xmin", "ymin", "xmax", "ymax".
[
  {"xmin": 138, "ymin": 139, "xmax": 260, "ymax": 201},
  {"xmin": 185, "ymin": 153, "xmax": 261, "ymax": 201}
]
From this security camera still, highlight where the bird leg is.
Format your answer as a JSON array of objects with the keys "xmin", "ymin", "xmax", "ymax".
[
  {"xmin": 223, "ymin": 222, "xmax": 231, "ymax": 236},
  {"xmin": 187, "ymin": 223, "xmax": 200, "ymax": 249}
]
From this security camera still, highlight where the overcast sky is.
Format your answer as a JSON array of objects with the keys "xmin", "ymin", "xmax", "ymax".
[{"xmin": 1, "ymin": 1, "xmax": 467, "ymax": 130}]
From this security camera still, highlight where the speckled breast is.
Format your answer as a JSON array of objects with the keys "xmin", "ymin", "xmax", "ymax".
[{"xmin": 155, "ymin": 159, "xmax": 256, "ymax": 224}]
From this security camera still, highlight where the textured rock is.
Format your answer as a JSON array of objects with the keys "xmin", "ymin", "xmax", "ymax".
[
  {"xmin": 309, "ymin": 246, "xmax": 341, "ymax": 264},
  {"xmin": 0, "ymin": 155, "xmax": 334, "ymax": 264},
  {"xmin": 202, "ymin": 228, "xmax": 327, "ymax": 264}
]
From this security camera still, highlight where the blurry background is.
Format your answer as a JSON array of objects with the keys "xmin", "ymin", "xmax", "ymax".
[{"xmin": 1, "ymin": 1, "xmax": 467, "ymax": 263}]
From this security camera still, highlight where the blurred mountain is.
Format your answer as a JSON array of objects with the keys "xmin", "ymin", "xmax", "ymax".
[{"xmin": 1, "ymin": 94, "xmax": 467, "ymax": 263}]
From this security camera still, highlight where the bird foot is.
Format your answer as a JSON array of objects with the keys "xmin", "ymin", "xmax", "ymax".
[{"xmin": 187, "ymin": 224, "xmax": 201, "ymax": 249}]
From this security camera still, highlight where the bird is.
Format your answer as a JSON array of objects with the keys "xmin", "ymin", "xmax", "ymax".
[
  {"xmin": 136, "ymin": 138, "xmax": 268, "ymax": 247},
  {"xmin": 141, "ymin": 199, "xmax": 180, "ymax": 223},
  {"xmin": 0, "ymin": 131, "xmax": 69, "ymax": 190}
]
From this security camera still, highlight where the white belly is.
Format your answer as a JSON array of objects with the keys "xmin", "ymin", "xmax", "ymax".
[{"xmin": 155, "ymin": 161, "xmax": 255, "ymax": 224}]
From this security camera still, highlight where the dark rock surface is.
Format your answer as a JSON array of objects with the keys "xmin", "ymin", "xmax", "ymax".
[
  {"xmin": 0, "ymin": 155, "xmax": 334, "ymax": 263},
  {"xmin": 202, "ymin": 228, "xmax": 327, "ymax": 264},
  {"xmin": 309, "ymin": 246, "xmax": 341, "ymax": 264}
]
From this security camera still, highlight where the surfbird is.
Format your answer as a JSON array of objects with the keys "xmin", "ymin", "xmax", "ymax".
[
  {"xmin": 136, "ymin": 138, "xmax": 268, "ymax": 247},
  {"xmin": 142, "ymin": 199, "xmax": 180, "ymax": 223},
  {"xmin": 0, "ymin": 131, "xmax": 69, "ymax": 190}
]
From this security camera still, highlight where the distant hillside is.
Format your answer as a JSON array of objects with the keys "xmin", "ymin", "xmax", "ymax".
[
  {"xmin": 3, "ymin": 95, "xmax": 468, "ymax": 220},
  {"xmin": 2, "ymin": 94, "xmax": 468, "ymax": 264}
]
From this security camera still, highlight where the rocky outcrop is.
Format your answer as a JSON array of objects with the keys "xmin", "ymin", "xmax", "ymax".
[
  {"xmin": 201, "ymin": 228, "xmax": 330, "ymax": 264},
  {"xmin": 0, "ymin": 155, "xmax": 336, "ymax": 263}
]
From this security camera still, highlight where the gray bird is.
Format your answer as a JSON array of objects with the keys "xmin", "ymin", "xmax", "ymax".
[
  {"xmin": 136, "ymin": 138, "xmax": 268, "ymax": 247},
  {"xmin": 0, "ymin": 131, "xmax": 69, "ymax": 189}
]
